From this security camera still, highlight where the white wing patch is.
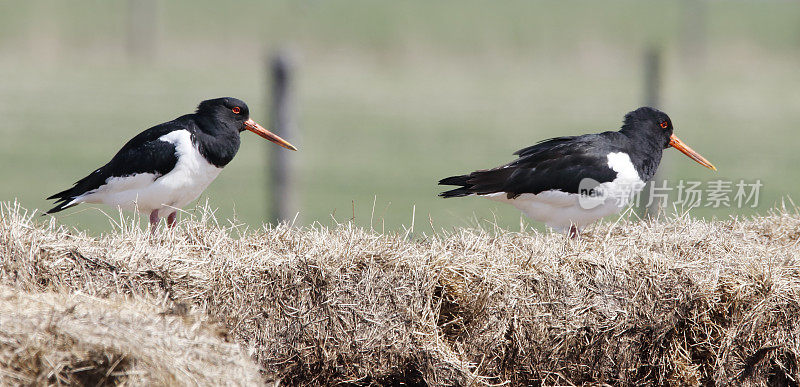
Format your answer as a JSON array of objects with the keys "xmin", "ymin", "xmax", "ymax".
[{"xmin": 606, "ymin": 152, "xmax": 640, "ymax": 183}]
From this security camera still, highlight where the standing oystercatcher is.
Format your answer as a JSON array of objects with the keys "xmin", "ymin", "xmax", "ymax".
[
  {"xmin": 46, "ymin": 97, "xmax": 296, "ymax": 230},
  {"xmin": 439, "ymin": 107, "xmax": 716, "ymax": 238}
]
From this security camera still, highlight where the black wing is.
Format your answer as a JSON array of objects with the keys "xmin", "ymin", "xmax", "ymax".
[
  {"xmin": 439, "ymin": 132, "xmax": 622, "ymax": 199},
  {"xmin": 45, "ymin": 118, "xmax": 194, "ymax": 214}
]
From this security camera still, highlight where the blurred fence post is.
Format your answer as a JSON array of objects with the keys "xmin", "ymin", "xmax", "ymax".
[
  {"xmin": 268, "ymin": 52, "xmax": 297, "ymax": 224},
  {"xmin": 638, "ymin": 46, "xmax": 663, "ymax": 218},
  {"xmin": 126, "ymin": 0, "xmax": 158, "ymax": 62}
]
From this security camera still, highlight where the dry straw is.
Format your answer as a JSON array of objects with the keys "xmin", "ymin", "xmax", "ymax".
[
  {"xmin": 2, "ymin": 201, "xmax": 800, "ymax": 385},
  {"xmin": 0, "ymin": 285, "xmax": 262, "ymax": 386}
]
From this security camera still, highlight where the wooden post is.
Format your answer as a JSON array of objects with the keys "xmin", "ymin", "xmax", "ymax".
[
  {"xmin": 644, "ymin": 47, "xmax": 661, "ymax": 110},
  {"xmin": 268, "ymin": 52, "xmax": 296, "ymax": 223},
  {"xmin": 126, "ymin": 0, "xmax": 158, "ymax": 62},
  {"xmin": 639, "ymin": 46, "xmax": 663, "ymax": 218}
]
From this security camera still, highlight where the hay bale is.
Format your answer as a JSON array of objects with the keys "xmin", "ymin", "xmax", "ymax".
[
  {"xmin": 0, "ymin": 286, "xmax": 262, "ymax": 386},
  {"xmin": 2, "ymin": 201, "xmax": 800, "ymax": 385}
]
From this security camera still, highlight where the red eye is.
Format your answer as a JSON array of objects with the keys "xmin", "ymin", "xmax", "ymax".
[
  {"xmin": 232, "ymin": 107, "xmax": 241, "ymax": 114},
  {"xmin": 659, "ymin": 121, "xmax": 668, "ymax": 129}
]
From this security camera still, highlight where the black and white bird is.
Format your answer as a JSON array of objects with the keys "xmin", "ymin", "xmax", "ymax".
[
  {"xmin": 46, "ymin": 97, "xmax": 296, "ymax": 229},
  {"xmin": 439, "ymin": 107, "xmax": 716, "ymax": 238}
]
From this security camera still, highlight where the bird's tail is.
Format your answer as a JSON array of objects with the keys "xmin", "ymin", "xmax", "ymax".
[
  {"xmin": 438, "ymin": 175, "xmax": 474, "ymax": 198},
  {"xmin": 44, "ymin": 187, "xmax": 80, "ymax": 214}
]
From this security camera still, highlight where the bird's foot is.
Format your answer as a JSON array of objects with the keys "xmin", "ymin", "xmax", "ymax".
[
  {"xmin": 149, "ymin": 210, "xmax": 159, "ymax": 236},
  {"xmin": 568, "ymin": 225, "xmax": 580, "ymax": 239}
]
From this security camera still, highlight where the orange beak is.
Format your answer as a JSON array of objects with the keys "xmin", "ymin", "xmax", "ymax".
[
  {"xmin": 244, "ymin": 118, "xmax": 297, "ymax": 151},
  {"xmin": 669, "ymin": 134, "xmax": 716, "ymax": 171}
]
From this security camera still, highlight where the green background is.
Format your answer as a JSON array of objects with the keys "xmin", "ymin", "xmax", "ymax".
[{"xmin": 1, "ymin": 0, "xmax": 798, "ymax": 234}]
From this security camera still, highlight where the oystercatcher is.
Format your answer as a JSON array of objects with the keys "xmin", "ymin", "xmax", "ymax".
[
  {"xmin": 438, "ymin": 107, "xmax": 716, "ymax": 238},
  {"xmin": 46, "ymin": 97, "xmax": 296, "ymax": 229}
]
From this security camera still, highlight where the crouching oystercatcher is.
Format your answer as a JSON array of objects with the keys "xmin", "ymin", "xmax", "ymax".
[
  {"xmin": 439, "ymin": 107, "xmax": 716, "ymax": 238},
  {"xmin": 46, "ymin": 97, "xmax": 296, "ymax": 230}
]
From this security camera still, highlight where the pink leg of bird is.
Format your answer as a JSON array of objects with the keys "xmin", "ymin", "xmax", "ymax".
[
  {"xmin": 149, "ymin": 209, "xmax": 159, "ymax": 234},
  {"xmin": 568, "ymin": 225, "xmax": 580, "ymax": 239},
  {"xmin": 167, "ymin": 212, "xmax": 177, "ymax": 228}
]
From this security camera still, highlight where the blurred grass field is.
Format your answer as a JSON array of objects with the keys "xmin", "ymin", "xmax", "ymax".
[{"xmin": 1, "ymin": 0, "xmax": 799, "ymax": 233}]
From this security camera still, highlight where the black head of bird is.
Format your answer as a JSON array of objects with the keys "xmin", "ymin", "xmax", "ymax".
[
  {"xmin": 621, "ymin": 106, "xmax": 715, "ymax": 171},
  {"xmin": 195, "ymin": 97, "xmax": 296, "ymax": 151}
]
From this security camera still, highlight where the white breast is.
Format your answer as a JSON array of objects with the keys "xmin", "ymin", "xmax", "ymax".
[
  {"xmin": 73, "ymin": 130, "xmax": 223, "ymax": 215},
  {"xmin": 482, "ymin": 152, "xmax": 646, "ymax": 232}
]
